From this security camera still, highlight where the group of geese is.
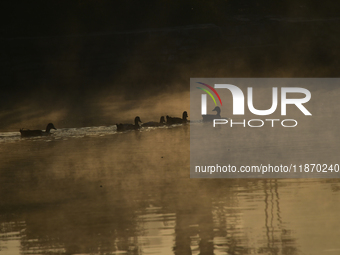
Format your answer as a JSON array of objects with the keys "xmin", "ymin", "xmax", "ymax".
[
  {"xmin": 19, "ymin": 111, "xmax": 190, "ymax": 137},
  {"xmin": 19, "ymin": 106, "xmax": 224, "ymax": 137},
  {"xmin": 116, "ymin": 111, "xmax": 189, "ymax": 132}
]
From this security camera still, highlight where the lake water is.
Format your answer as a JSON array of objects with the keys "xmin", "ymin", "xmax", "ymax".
[{"xmin": 0, "ymin": 124, "xmax": 340, "ymax": 255}]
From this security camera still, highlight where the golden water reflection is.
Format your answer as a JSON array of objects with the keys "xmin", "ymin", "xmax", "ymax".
[{"xmin": 0, "ymin": 126, "xmax": 340, "ymax": 255}]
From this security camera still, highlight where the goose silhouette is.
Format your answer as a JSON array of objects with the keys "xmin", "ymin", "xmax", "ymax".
[
  {"xmin": 20, "ymin": 123, "xmax": 57, "ymax": 137},
  {"xmin": 116, "ymin": 116, "xmax": 142, "ymax": 131},
  {"xmin": 202, "ymin": 106, "xmax": 226, "ymax": 122},
  {"xmin": 142, "ymin": 116, "xmax": 166, "ymax": 127},
  {"xmin": 166, "ymin": 111, "xmax": 188, "ymax": 125}
]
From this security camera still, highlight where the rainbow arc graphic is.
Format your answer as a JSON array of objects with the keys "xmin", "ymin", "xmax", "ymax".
[{"xmin": 196, "ymin": 82, "xmax": 222, "ymax": 106}]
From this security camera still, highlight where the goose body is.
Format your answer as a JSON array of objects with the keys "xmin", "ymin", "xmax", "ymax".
[
  {"xmin": 20, "ymin": 123, "xmax": 57, "ymax": 137},
  {"xmin": 166, "ymin": 111, "xmax": 188, "ymax": 125},
  {"xmin": 142, "ymin": 116, "xmax": 165, "ymax": 127},
  {"xmin": 202, "ymin": 107, "xmax": 226, "ymax": 122},
  {"xmin": 116, "ymin": 116, "xmax": 142, "ymax": 131}
]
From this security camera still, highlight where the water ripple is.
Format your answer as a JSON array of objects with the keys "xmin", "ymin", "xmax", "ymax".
[{"xmin": 0, "ymin": 123, "xmax": 189, "ymax": 144}]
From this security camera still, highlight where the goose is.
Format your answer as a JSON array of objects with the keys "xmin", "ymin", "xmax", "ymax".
[
  {"xmin": 166, "ymin": 111, "xmax": 188, "ymax": 125},
  {"xmin": 142, "ymin": 116, "xmax": 166, "ymax": 127},
  {"xmin": 116, "ymin": 116, "xmax": 142, "ymax": 131},
  {"xmin": 202, "ymin": 106, "xmax": 226, "ymax": 122},
  {"xmin": 20, "ymin": 123, "xmax": 57, "ymax": 137}
]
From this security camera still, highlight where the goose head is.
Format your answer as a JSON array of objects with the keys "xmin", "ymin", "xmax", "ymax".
[
  {"xmin": 134, "ymin": 116, "xmax": 142, "ymax": 126},
  {"xmin": 46, "ymin": 123, "xmax": 57, "ymax": 133},
  {"xmin": 160, "ymin": 116, "xmax": 165, "ymax": 123},
  {"xmin": 182, "ymin": 111, "xmax": 188, "ymax": 120},
  {"xmin": 212, "ymin": 106, "xmax": 221, "ymax": 115}
]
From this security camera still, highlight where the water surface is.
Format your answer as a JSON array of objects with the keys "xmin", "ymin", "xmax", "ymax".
[{"xmin": 0, "ymin": 124, "xmax": 339, "ymax": 255}]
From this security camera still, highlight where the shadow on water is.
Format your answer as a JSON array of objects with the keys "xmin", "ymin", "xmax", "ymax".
[{"xmin": 1, "ymin": 125, "xmax": 340, "ymax": 254}]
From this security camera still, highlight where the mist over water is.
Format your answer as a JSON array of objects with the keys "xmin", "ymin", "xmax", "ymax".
[{"xmin": 2, "ymin": 18, "xmax": 340, "ymax": 131}]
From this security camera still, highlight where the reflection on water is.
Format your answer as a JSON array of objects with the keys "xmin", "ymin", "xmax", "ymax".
[{"xmin": 0, "ymin": 124, "xmax": 340, "ymax": 254}]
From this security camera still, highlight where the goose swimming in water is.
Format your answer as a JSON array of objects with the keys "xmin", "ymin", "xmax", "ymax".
[
  {"xmin": 142, "ymin": 116, "xmax": 165, "ymax": 127},
  {"xmin": 166, "ymin": 111, "xmax": 188, "ymax": 125},
  {"xmin": 116, "ymin": 116, "xmax": 142, "ymax": 131},
  {"xmin": 202, "ymin": 106, "xmax": 226, "ymax": 122},
  {"xmin": 20, "ymin": 123, "xmax": 57, "ymax": 137}
]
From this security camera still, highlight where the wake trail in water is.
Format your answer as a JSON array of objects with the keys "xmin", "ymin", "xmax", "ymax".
[{"xmin": 0, "ymin": 123, "xmax": 191, "ymax": 144}]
